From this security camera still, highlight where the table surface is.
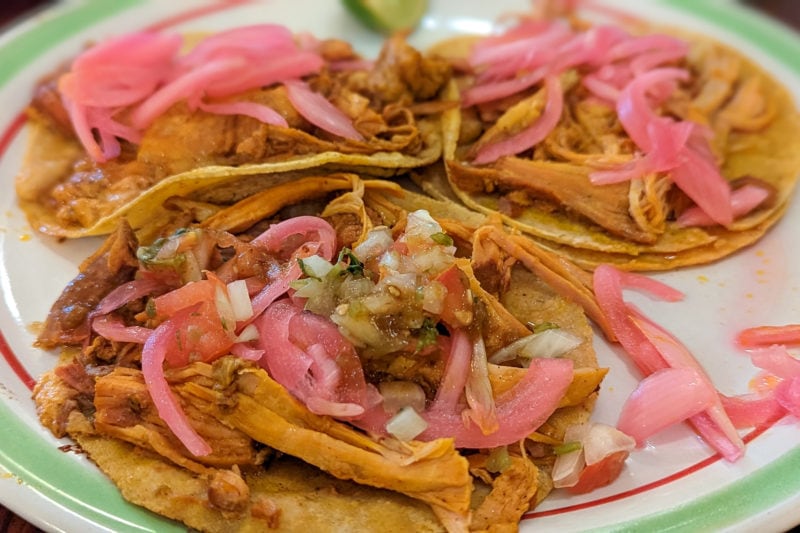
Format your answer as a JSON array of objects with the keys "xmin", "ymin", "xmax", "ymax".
[{"xmin": 0, "ymin": 0, "xmax": 798, "ymax": 531}]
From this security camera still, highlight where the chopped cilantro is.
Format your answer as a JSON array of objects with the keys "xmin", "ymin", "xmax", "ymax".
[
  {"xmin": 430, "ymin": 232, "xmax": 453, "ymax": 246},
  {"xmin": 337, "ymin": 247, "xmax": 364, "ymax": 276},
  {"xmin": 416, "ymin": 317, "xmax": 439, "ymax": 351},
  {"xmin": 553, "ymin": 440, "xmax": 582, "ymax": 455}
]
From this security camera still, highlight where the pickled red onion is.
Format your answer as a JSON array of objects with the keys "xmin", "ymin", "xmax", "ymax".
[
  {"xmin": 91, "ymin": 315, "xmax": 152, "ymax": 344},
  {"xmin": 59, "ymin": 24, "xmax": 348, "ymax": 161},
  {"xmin": 284, "ymin": 80, "xmax": 363, "ymax": 141},
  {"xmin": 594, "ymin": 265, "xmax": 744, "ymax": 461},
  {"xmin": 141, "ymin": 314, "xmax": 213, "ymax": 457},
  {"xmin": 617, "ymin": 367, "xmax": 717, "ymax": 444},
  {"xmin": 461, "ymin": 67, "xmax": 546, "ymax": 108},
  {"xmin": 775, "ymin": 378, "xmax": 800, "ymax": 417},
  {"xmin": 420, "ymin": 357, "xmax": 573, "ymax": 448},
  {"xmin": 196, "ymin": 100, "xmax": 288, "ymax": 128},
  {"xmin": 677, "ymin": 183, "xmax": 770, "ymax": 227},
  {"xmin": 129, "ymin": 57, "xmax": 246, "ymax": 129},
  {"xmin": 429, "ymin": 328, "xmax": 472, "ymax": 411},
  {"xmin": 256, "ymin": 299, "xmax": 376, "ymax": 418},
  {"xmin": 747, "ymin": 344, "xmax": 800, "ymax": 379},
  {"xmin": 721, "ymin": 393, "xmax": 785, "ymax": 429},
  {"xmin": 251, "ymin": 215, "xmax": 337, "ymax": 262},
  {"xmin": 473, "ymin": 75, "xmax": 564, "ymax": 165}
]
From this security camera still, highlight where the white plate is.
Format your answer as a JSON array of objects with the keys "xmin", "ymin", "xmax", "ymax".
[{"xmin": 2, "ymin": 1, "xmax": 800, "ymax": 531}]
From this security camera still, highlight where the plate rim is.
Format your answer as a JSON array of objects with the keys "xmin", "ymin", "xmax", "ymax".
[{"xmin": 1, "ymin": 0, "xmax": 800, "ymax": 531}]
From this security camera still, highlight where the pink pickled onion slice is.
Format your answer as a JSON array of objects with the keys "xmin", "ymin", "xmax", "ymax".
[
  {"xmin": 463, "ymin": 336, "xmax": 499, "ymax": 434},
  {"xmin": 69, "ymin": 33, "xmax": 181, "ymax": 108},
  {"xmin": 420, "ymin": 357, "xmax": 573, "ymax": 448},
  {"xmin": 616, "ymin": 67, "xmax": 688, "ymax": 150},
  {"xmin": 284, "ymin": 80, "xmax": 363, "ymax": 141},
  {"xmin": 677, "ymin": 183, "xmax": 770, "ymax": 227},
  {"xmin": 582, "ymin": 73, "xmax": 621, "ymax": 104},
  {"xmin": 608, "ymin": 34, "xmax": 688, "ymax": 62},
  {"xmin": 669, "ymin": 144, "xmax": 733, "ymax": 226},
  {"xmin": 129, "ymin": 57, "xmax": 246, "ymax": 129},
  {"xmin": 91, "ymin": 315, "xmax": 152, "ymax": 344},
  {"xmin": 60, "ymin": 96, "xmax": 104, "ymax": 162},
  {"xmin": 473, "ymin": 75, "xmax": 564, "ymax": 165},
  {"xmin": 589, "ymin": 120, "xmax": 694, "ymax": 185},
  {"xmin": 201, "ymin": 51, "xmax": 324, "ymax": 99},
  {"xmin": 251, "ymin": 215, "xmax": 337, "ymax": 262},
  {"xmin": 230, "ymin": 342, "xmax": 265, "ymax": 361},
  {"xmin": 721, "ymin": 393, "xmax": 786, "ymax": 429},
  {"xmin": 72, "ymin": 32, "xmax": 182, "ymax": 73},
  {"xmin": 247, "ymin": 264, "xmax": 300, "ymax": 325},
  {"xmin": 179, "ymin": 24, "xmax": 296, "ymax": 66},
  {"xmin": 630, "ymin": 311, "xmax": 745, "ymax": 460},
  {"xmin": 196, "ymin": 100, "xmax": 288, "ymax": 128},
  {"xmin": 775, "ymin": 377, "xmax": 800, "ymax": 418},
  {"xmin": 141, "ymin": 314, "xmax": 212, "ymax": 457},
  {"xmin": 92, "ymin": 278, "xmax": 165, "ymax": 318},
  {"xmin": 256, "ymin": 299, "xmax": 376, "ymax": 418},
  {"xmin": 688, "ymin": 412, "xmax": 745, "ymax": 461},
  {"xmin": 461, "ymin": 67, "xmax": 546, "ymax": 108},
  {"xmin": 255, "ymin": 300, "xmax": 314, "ymax": 391},
  {"xmin": 471, "ymin": 22, "xmax": 572, "ymax": 83},
  {"xmin": 429, "ymin": 328, "xmax": 472, "ymax": 411},
  {"xmin": 592, "ymin": 265, "xmax": 668, "ymax": 375},
  {"xmin": 737, "ymin": 325, "xmax": 800, "ymax": 348},
  {"xmin": 594, "ymin": 264, "xmax": 745, "ymax": 461},
  {"xmin": 290, "ymin": 311, "xmax": 378, "ymax": 410},
  {"xmin": 617, "ymin": 367, "xmax": 717, "ymax": 444},
  {"xmin": 747, "ymin": 345, "xmax": 800, "ymax": 379}
]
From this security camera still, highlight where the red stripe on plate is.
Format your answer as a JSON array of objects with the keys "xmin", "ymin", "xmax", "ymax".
[
  {"xmin": 0, "ymin": 112, "xmax": 26, "ymax": 155},
  {"xmin": 144, "ymin": 0, "xmax": 256, "ymax": 32},
  {"xmin": 0, "ymin": 328, "xmax": 35, "ymax": 390}
]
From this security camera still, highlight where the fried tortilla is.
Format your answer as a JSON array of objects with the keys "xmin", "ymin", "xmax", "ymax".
[
  {"xmin": 429, "ymin": 19, "xmax": 800, "ymax": 270},
  {"xmin": 16, "ymin": 29, "xmax": 453, "ymax": 238},
  {"xmin": 33, "ymin": 174, "xmax": 607, "ymax": 532}
]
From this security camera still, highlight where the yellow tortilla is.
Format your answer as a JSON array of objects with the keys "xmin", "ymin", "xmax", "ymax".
[{"xmin": 433, "ymin": 28, "xmax": 800, "ymax": 270}]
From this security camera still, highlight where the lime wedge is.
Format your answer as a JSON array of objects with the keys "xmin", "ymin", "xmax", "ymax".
[{"xmin": 342, "ymin": 0, "xmax": 428, "ymax": 34}]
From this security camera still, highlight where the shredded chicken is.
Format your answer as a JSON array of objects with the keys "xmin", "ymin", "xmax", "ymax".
[
  {"xmin": 177, "ymin": 358, "xmax": 473, "ymax": 517},
  {"xmin": 469, "ymin": 453, "xmax": 539, "ymax": 532}
]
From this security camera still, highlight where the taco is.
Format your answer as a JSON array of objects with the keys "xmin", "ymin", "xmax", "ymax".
[
  {"xmin": 15, "ymin": 25, "xmax": 454, "ymax": 238},
  {"xmin": 427, "ymin": 12, "xmax": 800, "ymax": 270},
  {"xmin": 33, "ymin": 174, "xmax": 618, "ymax": 531}
]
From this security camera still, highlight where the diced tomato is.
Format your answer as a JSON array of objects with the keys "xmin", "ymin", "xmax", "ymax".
[
  {"xmin": 153, "ymin": 279, "xmax": 216, "ymax": 318},
  {"xmin": 435, "ymin": 265, "xmax": 473, "ymax": 328},
  {"xmin": 567, "ymin": 450, "xmax": 630, "ymax": 495},
  {"xmin": 162, "ymin": 301, "xmax": 234, "ymax": 368}
]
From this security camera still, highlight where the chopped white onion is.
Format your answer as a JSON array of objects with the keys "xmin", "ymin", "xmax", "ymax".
[
  {"xmin": 385, "ymin": 406, "xmax": 428, "ymax": 441},
  {"xmin": 235, "ymin": 323, "xmax": 260, "ymax": 343},
  {"xmin": 551, "ymin": 423, "xmax": 635, "ymax": 488},
  {"xmin": 422, "ymin": 280, "xmax": 446, "ymax": 315},
  {"xmin": 379, "ymin": 381, "xmax": 427, "ymax": 414},
  {"xmin": 214, "ymin": 284, "xmax": 236, "ymax": 332},
  {"xmin": 404, "ymin": 210, "xmax": 443, "ymax": 241},
  {"xmin": 300, "ymin": 254, "xmax": 334, "ymax": 279},
  {"xmin": 583, "ymin": 423, "xmax": 636, "ymax": 466},
  {"xmin": 489, "ymin": 328, "xmax": 582, "ymax": 365},
  {"xmin": 226, "ymin": 279, "xmax": 253, "ymax": 322},
  {"xmin": 354, "ymin": 226, "xmax": 393, "ymax": 261},
  {"xmin": 551, "ymin": 447, "xmax": 585, "ymax": 489}
]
